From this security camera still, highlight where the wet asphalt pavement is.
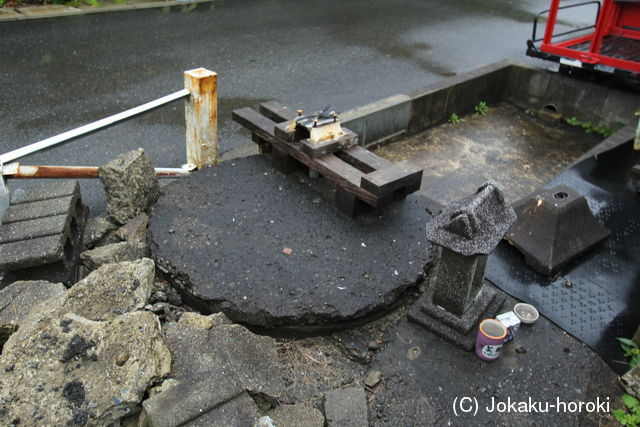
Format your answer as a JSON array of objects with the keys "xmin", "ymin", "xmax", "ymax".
[
  {"xmin": 0, "ymin": 0, "xmax": 564, "ymax": 213},
  {"xmin": 0, "ymin": 2, "xmax": 629, "ymax": 424}
]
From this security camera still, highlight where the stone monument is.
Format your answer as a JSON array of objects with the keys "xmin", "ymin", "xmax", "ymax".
[{"xmin": 408, "ymin": 182, "xmax": 517, "ymax": 350}]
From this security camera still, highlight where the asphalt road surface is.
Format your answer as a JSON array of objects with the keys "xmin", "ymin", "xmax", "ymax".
[{"xmin": 1, "ymin": 0, "xmax": 584, "ymax": 213}]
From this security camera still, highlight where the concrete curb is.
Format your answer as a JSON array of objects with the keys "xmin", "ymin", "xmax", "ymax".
[
  {"xmin": 341, "ymin": 59, "xmax": 637, "ymax": 149},
  {"xmin": 0, "ymin": 0, "xmax": 213, "ymax": 21},
  {"xmin": 341, "ymin": 60, "xmax": 514, "ymax": 148}
]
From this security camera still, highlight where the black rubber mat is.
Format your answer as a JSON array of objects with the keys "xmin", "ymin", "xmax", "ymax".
[{"xmin": 486, "ymin": 140, "xmax": 640, "ymax": 375}]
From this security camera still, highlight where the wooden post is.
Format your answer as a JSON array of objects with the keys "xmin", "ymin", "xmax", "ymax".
[{"xmin": 184, "ymin": 68, "xmax": 218, "ymax": 169}]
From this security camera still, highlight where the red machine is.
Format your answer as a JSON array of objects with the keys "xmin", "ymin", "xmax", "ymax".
[{"xmin": 527, "ymin": 0, "xmax": 640, "ymax": 77}]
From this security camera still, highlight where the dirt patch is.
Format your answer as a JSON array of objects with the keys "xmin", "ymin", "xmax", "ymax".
[
  {"xmin": 276, "ymin": 337, "xmax": 365, "ymax": 405},
  {"xmin": 375, "ymin": 102, "xmax": 602, "ymax": 204}
]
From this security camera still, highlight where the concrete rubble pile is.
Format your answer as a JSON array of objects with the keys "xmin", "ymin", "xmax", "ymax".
[
  {"xmin": 1, "ymin": 149, "xmax": 378, "ymax": 426},
  {"xmin": 0, "ymin": 256, "xmax": 314, "ymax": 426}
]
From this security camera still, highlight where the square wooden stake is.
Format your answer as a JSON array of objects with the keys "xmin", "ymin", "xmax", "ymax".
[{"xmin": 184, "ymin": 68, "xmax": 218, "ymax": 169}]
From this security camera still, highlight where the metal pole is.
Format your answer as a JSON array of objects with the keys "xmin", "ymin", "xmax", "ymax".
[
  {"xmin": 0, "ymin": 89, "xmax": 190, "ymax": 165},
  {"xmin": 542, "ymin": 0, "xmax": 561, "ymax": 46},
  {"xmin": 1, "ymin": 163, "xmax": 190, "ymax": 179}
]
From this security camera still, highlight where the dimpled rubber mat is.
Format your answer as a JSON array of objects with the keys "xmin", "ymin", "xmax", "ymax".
[{"xmin": 486, "ymin": 140, "xmax": 640, "ymax": 374}]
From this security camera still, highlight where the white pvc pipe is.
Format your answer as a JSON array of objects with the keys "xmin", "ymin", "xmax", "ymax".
[{"xmin": 0, "ymin": 89, "xmax": 190, "ymax": 165}]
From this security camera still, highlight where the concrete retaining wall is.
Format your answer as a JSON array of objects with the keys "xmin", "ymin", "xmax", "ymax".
[{"xmin": 341, "ymin": 60, "xmax": 638, "ymax": 148}]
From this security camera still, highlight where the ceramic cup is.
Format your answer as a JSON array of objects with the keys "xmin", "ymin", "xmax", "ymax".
[{"xmin": 475, "ymin": 319, "xmax": 507, "ymax": 361}]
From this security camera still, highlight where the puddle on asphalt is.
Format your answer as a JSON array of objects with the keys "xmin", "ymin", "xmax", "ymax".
[{"xmin": 374, "ymin": 102, "xmax": 603, "ymax": 204}]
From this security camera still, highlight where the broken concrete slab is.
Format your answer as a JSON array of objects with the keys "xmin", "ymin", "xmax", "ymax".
[
  {"xmin": 0, "ymin": 311, "xmax": 170, "ymax": 426},
  {"xmin": 141, "ymin": 321, "xmax": 285, "ymax": 425},
  {"xmin": 178, "ymin": 312, "xmax": 232, "ymax": 330},
  {"xmin": 0, "ymin": 280, "xmax": 66, "ymax": 345},
  {"xmin": 144, "ymin": 302, "xmax": 184, "ymax": 323},
  {"xmin": 142, "ymin": 378, "xmax": 261, "ymax": 427},
  {"xmin": 149, "ymin": 280, "xmax": 182, "ymax": 306},
  {"xmin": 80, "ymin": 241, "xmax": 148, "ymax": 270},
  {"xmin": 26, "ymin": 258, "xmax": 155, "ymax": 322},
  {"xmin": 0, "ymin": 234, "xmax": 69, "ymax": 271},
  {"xmin": 185, "ymin": 391, "xmax": 261, "ymax": 426},
  {"xmin": 115, "ymin": 213, "xmax": 150, "ymax": 246},
  {"xmin": 163, "ymin": 322, "xmax": 285, "ymax": 398},
  {"xmin": 82, "ymin": 216, "xmax": 118, "ymax": 249},
  {"xmin": 99, "ymin": 149, "xmax": 160, "ymax": 225},
  {"xmin": 268, "ymin": 402, "xmax": 324, "ymax": 427},
  {"xmin": 151, "ymin": 155, "xmax": 436, "ymax": 330},
  {"xmin": 324, "ymin": 387, "xmax": 368, "ymax": 426}
]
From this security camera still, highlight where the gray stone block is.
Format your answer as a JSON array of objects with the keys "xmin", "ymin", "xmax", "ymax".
[
  {"xmin": 414, "ymin": 283, "xmax": 498, "ymax": 334},
  {"xmin": 506, "ymin": 184, "xmax": 611, "ymax": 275},
  {"xmin": 269, "ymin": 402, "xmax": 324, "ymax": 427},
  {"xmin": 0, "ymin": 234, "xmax": 66, "ymax": 271},
  {"xmin": 142, "ymin": 321, "xmax": 285, "ymax": 426},
  {"xmin": 431, "ymin": 249, "xmax": 487, "ymax": 316},
  {"xmin": 99, "ymin": 149, "xmax": 160, "ymax": 225},
  {"xmin": 2, "ymin": 195, "xmax": 77, "ymax": 224},
  {"xmin": 324, "ymin": 387, "xmax": 368, "ymax": 427},
  {"xmin": 10, "ymin": 180, "xmax": 78, "ymax": 204},
  {"xmin": 0, "ymin": 180, "xmax": 87, "ymax": 285},
  {"xmin": 115, "ymin": 213, "xmax": 149, "ymax": 245},
  {"xmin": 142, "ymin": 376, "xmax": 258, "ymax": 427},
  {"xmin": 183, "ymin": 391, "xmax": 261, "ymax": 427},
  {"xmin": 80, "ymin": 241, "xmax": 148, "ymax": 270},
  {"xmin": 82, "ymin": 216, "xmax": 118, "ymax": 249},
  {"xmin": 163, "ymin": 322, "xmax": 285, "ymax": 397},
  {"xmin": 407, "ymin": 285, "xmax": 506, "ymax": 351},
  {"xmin": 0, "ymin": 214, "xmax": 68, "ymax": 244}
]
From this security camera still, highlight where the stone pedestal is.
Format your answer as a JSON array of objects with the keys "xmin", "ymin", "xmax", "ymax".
[
  {"xmin": 432, "ymin": 248, "xmax": 487, "ymax": 316},
  {"xmin": 408, "ymin": 182, "xmax": 515, "ymax": 351},
  {"xmin": 506, "ymin": 184, "xmax": 610, "ymax": 275}
]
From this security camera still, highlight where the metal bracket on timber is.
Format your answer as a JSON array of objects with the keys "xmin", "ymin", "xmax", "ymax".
[{"xmin": 232, "ymin": 101, "xmax": 423, "ymax": 217}]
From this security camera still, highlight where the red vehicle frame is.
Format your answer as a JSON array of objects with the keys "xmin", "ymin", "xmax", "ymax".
[{"xmin": 527, "ymin": 0, "xmax": 640, "ymax": 76}]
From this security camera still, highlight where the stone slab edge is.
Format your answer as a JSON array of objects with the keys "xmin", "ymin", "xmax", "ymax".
[
  {"xmin": 408, "ymin": 284, "xmax": 506, "ymax": 351},
  {"xmin": 340, "ymin": 59, "xmax": 630, "ymax": 158},
  {"xmin": 340, "ymin": 59, "xmax": 517, "ymax": 148},
  {"xmin": 0, "ymin": 0, "xmax": 213, "ymax": 21}
]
